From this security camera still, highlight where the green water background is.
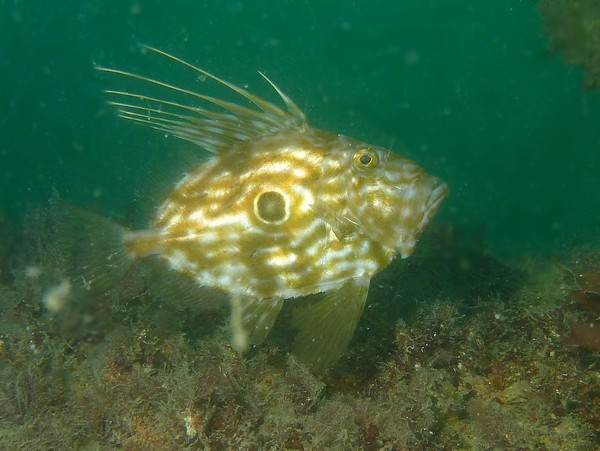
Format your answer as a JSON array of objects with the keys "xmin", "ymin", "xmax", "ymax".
[{"xmin": 1, "ymin": 1, "xmax": 599, "ymax": 258}]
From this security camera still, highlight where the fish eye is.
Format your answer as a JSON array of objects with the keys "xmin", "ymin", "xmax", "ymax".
[{"xmin": 353, "ymin": 148, "xmax": 379, "ymax": 169}]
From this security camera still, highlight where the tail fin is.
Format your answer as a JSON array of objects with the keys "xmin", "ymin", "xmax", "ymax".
[{"xmin": 49, "ymin": 200, "xmax": 135, "ymax": 293}]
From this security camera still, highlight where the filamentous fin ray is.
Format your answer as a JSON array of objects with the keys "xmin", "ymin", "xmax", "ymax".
[
  {"xmin": 98, "ymin": 69, "xmax": 295, "ymax": 151},
  {"xmin": 291, "ymin": 277, "xmax": 370, "ymax": 371},
  {"xmin": 106, "ymin": 95, "xmax": 283, "ymax": 153},
  {"xmin": 258, "ymin": 70, "xmax": 306, "ymax": 126},
  {"xmin": 96, "ymin": 47, "xmax": 306, "ymax": 153},
  {"xmin": 144, "ymin": 45, "xmax": 306, "ymax": 126},
  {"xmin": 111, "ymin": 106, "xmax": 260, "ymax": 153},
  {"xmin": 103, "ymin": 79, "xmax": 289, "ymax": 131},
  {"xmin": 106, "ymin": 93, "xmax": 273, "ymax": 130}
]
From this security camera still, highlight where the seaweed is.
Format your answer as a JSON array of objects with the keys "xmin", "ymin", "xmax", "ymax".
[
  {"xmin": 538, "ymin": 0, "xmax": 600, "ymax": 88},
  {"xmin": 0, "ymin": 210, "xmax": 598, "ymax": 449}
]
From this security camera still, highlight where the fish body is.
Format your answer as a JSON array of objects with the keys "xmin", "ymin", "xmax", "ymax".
[{"xmin": 91, "ymin": 47, "xmax": 448, "ymax": 370}]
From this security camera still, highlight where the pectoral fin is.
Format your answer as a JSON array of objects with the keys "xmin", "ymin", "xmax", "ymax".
[
  {"xmin": 230, "ymin": 294, "xmax": 283, "ymax": 353},
  {"xmin": 291, "ymin": 277, "xmax": 370, "ymax": 371}
]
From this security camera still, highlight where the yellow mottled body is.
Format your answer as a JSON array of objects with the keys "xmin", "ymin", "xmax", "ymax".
[
  {"xmin": 97, "ymin": 47, "xmax": 448, "ymax": 370},
  {"xmin": 130, "ymin": 130, "xmax": 399, "ymax": 299}
]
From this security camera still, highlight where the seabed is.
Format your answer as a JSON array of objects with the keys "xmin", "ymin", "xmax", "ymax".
[{"xmin": 0, "ymin": 210, "xmax": 598, "ymax": 450}]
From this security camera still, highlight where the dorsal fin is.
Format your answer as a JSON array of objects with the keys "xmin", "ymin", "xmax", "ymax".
[{"xmin": 96, "ymin": 46, "xmax": 307, "ymax": 153}]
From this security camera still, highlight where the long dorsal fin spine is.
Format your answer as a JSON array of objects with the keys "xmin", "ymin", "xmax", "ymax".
[
  {"xmin": 96, "ymin": 47, "xmax": 307, "ymax": 153},
  {"xmin": 98, "ymin": 69, "xmax": 289, "ymax": 130},
  {"xmin": 144, "ymin": 45, "xmax": 303, "ymax": 124}
]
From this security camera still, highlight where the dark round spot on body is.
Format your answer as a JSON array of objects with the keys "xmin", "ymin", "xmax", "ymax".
[{"xmin": 256, "ymin": 191, "xmax": 287, "ymax": 223}]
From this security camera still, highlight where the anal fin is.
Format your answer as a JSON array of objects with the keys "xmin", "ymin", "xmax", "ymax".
[
  {"xmin": 291, "ymin": 277, "xmax": 370, "ymax": 371},
  {"xmin": 230, "ymin": 294, "xmax": 283, "ymax": 353}
]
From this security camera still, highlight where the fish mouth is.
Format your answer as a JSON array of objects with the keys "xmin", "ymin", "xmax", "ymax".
[
  {"xmin": 426, "ymin": 181, "xmax": 449, "ymax": 214},
  {"xmin": 397, "ymin": 179, "xmax": 448, "ymax": 259},
  {"xmin": 418, "ymin": 179, "xmax": 448, "ymax": 230}
]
